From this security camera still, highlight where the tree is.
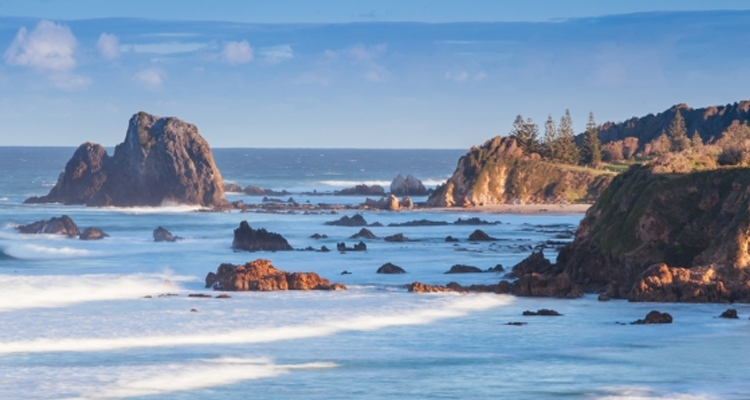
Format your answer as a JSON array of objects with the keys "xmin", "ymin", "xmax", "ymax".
[
  {"xmin": 650, "ymin": 130, "xmax": 671, "ymax": 156},
  {"xmin": 668, "ymin": 110, "xmax": 690, "ymax": 152},
  {"xmin": 523, "ymin": 118, "xmax": 540, "ymax": 155},
  {"xmin": 581, "ymin": 112, "xmax": 602, "ymax": 166},
  {"xmin": 510, "ymin": 115, "xmax": 527, "ymax": 150},
  {"xmin": 542, "ymin": 115, "xmax": 558, "ymax": 160},
  {"xmin": 690, "ymin": 130, "xmax": 703, "ymax": 149},
  {"xmin": 557, "ymin": 109, "xmax": 580, "ymax": 165}
]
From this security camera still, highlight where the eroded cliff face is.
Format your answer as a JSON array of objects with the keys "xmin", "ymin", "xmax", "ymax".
[
  {"xmin": 554, "ymin": 164, "xmax": 750, "ymax": 301},
  {"xmin": 427, "ymin": 136, "xmax": 613, "ymax": 207},
  {"xmin": 26, "ymin": 112, "xmax": 227, "ymax": 208}
]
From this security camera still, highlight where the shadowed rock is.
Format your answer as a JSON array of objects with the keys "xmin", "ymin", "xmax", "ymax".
[
  {"xmin": 377, "ymin": 262, "xmax": 406, "ymax": 274},
  {"xmin": 522, "ymin": 309, "xmax": 561, "ymax": 316},
  {"xmin": 350, "ymin": 228, "xmax": 377, "ymax": 239},
  {"xmin": 17, "ymin": 215, "xmax": 81, "ymax": 237},
  {"xmin": 24, "ymin": 112, "xmax": 227, "ymax": 208},
  {"xmin": 468, "ymin": 229, "xmax": 496, "ymax": 241},
  {"xmin": 631, "ymin": 310, "xmax": 673, "ymax": 324},
  {"xmin": 336, "ymin": 242, "xmax": 367, "ymax": 252},
  {"xmin": 205, "ymin": 259, "xmax": 346, "ymax": 291},
  {"xmin": 224, "ymin": 183, "xmax": 242, "ymax": 193},
  {"xmin": 337, "ymin": 184, "xmax": 385, "ymax": 196},
  {"xmin": 407, "ymin": 281, "xmax": 511, "ymax": 294},
  {"xmin": 445, "ymin": 264, "xmax": 482, "ymax": 274},
  {"xmin": 325, "ymin": 214, "xmax": 368, "ymax": 226},
  {"xmin": 719, "ymin": 309, "xmax": 739, "ymax": 319},
  {"xmin": 153, "ymin": 226, "xmax": 182, "ymax": 242},
  {"xmin": 390, "ymin": 173, "xmax": 428, "ymax": 196},
  {"xmin": 79, "ymin": 227, "xmax": 109, "ymax": 240},
  {"xmin": 232, "ymin": 221, "xmax": 293, "ymax": 252},
  {"xmin": 384, "ymin": 233, "xmax": 411, "ymax": 242}
]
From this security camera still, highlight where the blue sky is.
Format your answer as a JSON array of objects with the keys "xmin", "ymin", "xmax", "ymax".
[{"xmin": 1, "ymin": 2, "xmax": 750, "ymax": 148}]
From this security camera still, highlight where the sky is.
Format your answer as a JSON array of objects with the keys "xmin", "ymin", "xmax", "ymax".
[{"xmin": 1, "ymin": 1, "xmax": 750, "ymax": 148}]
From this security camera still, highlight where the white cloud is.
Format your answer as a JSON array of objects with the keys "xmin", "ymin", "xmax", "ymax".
[
  {"xmin": 220, "ymin": 40, "xmax": 253, "ymax": 65},
  {"xmin": 133, "ymin": 68, "xmax": 164, "ymax": 89},
  {"xmin": 347, "ymin": 43, "xmax": 386, "ymax": 64},
  {"xmin": 260, "ymin": 45, "xmax": 293, "ymax": 64},
  {"xmin": 4, "ymin": 20, "xmax": 78, "ymax": 72},
  {"xmin": 97, "ymin": 33, "xmax": 120, "ymax": 60}
]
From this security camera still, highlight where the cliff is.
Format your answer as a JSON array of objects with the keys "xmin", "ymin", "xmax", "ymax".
[
  {"xmin": 596, "ymin": 100, "xmax": 750, "ymax": 148},
  {"xmin": 427, "ymin": 136, "xmax": 613, "ymax": 207},
  {"xmin": 25, "ymin": 112, "xmax": 227, "ymax": 208},
  {"xmin": 520, "ymin": 163, "xmax": 750, "ymax": 302}
]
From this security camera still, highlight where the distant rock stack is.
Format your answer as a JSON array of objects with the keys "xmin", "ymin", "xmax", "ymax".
[
  {"xmin": 390, "ymin": 173, "xmax": 428, "ymax": 196},
  {"xmin": 25, "ymin": 112, "xmax": 227, "ymax": 208}
]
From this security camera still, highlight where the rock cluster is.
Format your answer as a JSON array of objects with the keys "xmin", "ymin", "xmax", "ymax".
[
  {"xmin": 336, "ymin": 242, "xmax": 367, "ymax": 252},
  {"xmin": 325, "ymin": 214, "xmax": 368, "ymax": 226},
  {"xmin": 25, "ymin": 112, "xmax": 227, "ymax": 208},
  {"xmin": 232, "ymin": 221, "xmax": 293, "ymax": 252},
  {"xmin": 205, "ymin": 259, "xmax": 346, "ymax": 291},
  {"xmin": 631, "ymin": 310, "xmax": 673, "ymax": 324},
  {"xmin": 407, "ymin": 281, "xmax": 512, "ymax": 294},
  {"xmin": 17, "ymin": 215, "xmax": 108, "ymax": 240}
]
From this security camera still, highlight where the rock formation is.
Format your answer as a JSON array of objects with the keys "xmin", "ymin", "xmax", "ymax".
[
  {"xmin": 337, "ymin": 184, "xmax": 385, "ymax": 196},
  {"xmin": 427, "ymin": 136, "xmax": 613, "ymax": 207},
  {"xmin": 350, "ymin": 228, "xmax": 377, "ymax": 239},
  {"xmin": 390, "ymin": 174, "xmax": 429, "ymax": 196},
  {"xmin": 205, "ymin": 259, "xmax": 346, "ymax": 291},
  {"xmin": 325, "ymin": 214, "xmax": 368, "ymax": 226},
  {"xmin": 336, "ymin": 242, "xmax": 367, "ymax": 252},
  {"xmin": 407, "ymin": 281, "xmax": 512, "ymax": 294},
  {"xmin": 444, "ymin": 265, "xmax": 482, "ymax": 274},
  {"xmin": 232, "ymin": 221, "xmax": 293, "ymax": 252},
  {"xmin": 79, "ymin": 227, "xmax": 108, "ymax": 240},
  {"xmin": 17, "ymin": 215, "xmax": 81, "ymax": 237},
  {"xmin": 377, "ymin": 262, "xmax": 406, "ymax": 274},
  {"xmin": 384, "ymin": 233, "xmax": 410, "ymax": 242},
  {"xmin": 468, "ymin": 229, "xmax": 496, "ymax": 241},
  {"xmin": 224, "ymin": 183, "xmax": 242, "ymax": 193},
  {"xmin": 24, "ymin": 112, "xmax": 227, "ymax": 208},
  {"xmin": 512, "ymin": 163, "xmax": 750, "ymax": 302},
  {"xmin": 153, "ymin": 226, "xmax": 182, "ymax": 242},
  {"xmin": 631, "ymin": 311, "xmax": 673, "ymax": 325},
  {"xmin": 522, "ymin": 309, "xmax": 561, "ymax": 316}
]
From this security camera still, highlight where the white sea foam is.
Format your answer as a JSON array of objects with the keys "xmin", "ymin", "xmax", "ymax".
[
  {"xmin": 94, "ymin": 204, "xmax": 206, "ymax": 214},
  {"xmin": 0, "ymin": 274, "xmax": 181, "ymax": 312},
  {"xmin": 0, "ymin": 197, "xmax": 8, "ymax": 201},
  {"xmin": 3, "ymin": 243, "xmax": 97, "ymax": 259},
  {"xmin": 0, "ymin": 294, "xmax": 510, "ymax": 354},
  {"xmin": 63, "ymin": 357, "xmax": 336, "ymax": 400},
  {"xmin": 596, "ymin": 386, "xmax": 714, "ymax": 400}
]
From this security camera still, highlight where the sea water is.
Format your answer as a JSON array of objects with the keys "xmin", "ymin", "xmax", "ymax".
[{"xmin": 0, "ymin": 147, "xmax": 748, "ymax": 400}]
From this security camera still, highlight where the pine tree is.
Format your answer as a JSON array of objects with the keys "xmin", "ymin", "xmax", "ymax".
[
  {"xmin": 581, "ymin": 112, "xmax": 602, "ymax": 166},
  {"xmin": 543, "ymin": 115, "xmax": 558, "ymax": 160},
  {"xmin": 690, "ymin": 130, "xmax": 703, "ymax": 148},
  {"xmin": 523, "ymin": 118, "xmax": 540, "ymax": 155},
  {"xmin": 557, "ymin": 109, "xmax": 580, "ymax": 165},
  {"xmin": 668, "ymin": 110, "xmax": 690, "ymax": 152},
  {"xmin": 651, "ymin": 130, "xmax": 671, "ymax": 156},
  {"xmin": 510, "ymin": 115, "xmax": 529, "ymax": 153}
]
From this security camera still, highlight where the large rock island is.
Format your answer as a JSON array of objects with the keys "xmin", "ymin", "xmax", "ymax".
[
  {"xmin": 427, "ymin": 136, "xmax": 613, "ymax": 207},
  {"xmin": 515, "ymin": 162, "xmax": 750, "ymax": 302},
  {"xmin": 25, "ymin": 112, "xmax": 227, "ymax": 208}
]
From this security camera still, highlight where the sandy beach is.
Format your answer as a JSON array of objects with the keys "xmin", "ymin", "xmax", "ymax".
[{"xmin": 427, "ymin": 203, "xmax": 591, "ymax": 214}]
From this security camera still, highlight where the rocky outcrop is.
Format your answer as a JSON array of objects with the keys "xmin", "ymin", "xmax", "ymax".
[
  {"xmin": 350, "ymin": 228, "xmax": 377, "ymax": 239},
  {"xmin": 325, "ymin": 214, "xmax": 368, "ymax": 226},
  {"xmin": 79, "ymin": 227, "xmax": 108, "ymax": 240},
  {"xmin": 336, "ymin": 242, "xmax": 367, "ymax": 252},
  {"xmin": 522, "ymin": 309, "xmax": 561, "ymax": 316},
  {"xmin": 205, "ymin": 259, "xmax": 346, "ymax": 291},
  {"xmin": 232, "ymin": 221, "xmax": 293, "ymax": 252},
  {"xmin": 243, "ymin": 186, "xmax": 289, "ymax": 196},
  {"xmin": 407, "ymin": 281, "xmax": 512, "ymax": 294},
  {"xmin": 154, "ymin": 226, "xmax": 182, "ymax": 242},
  {"xmin": 390, "ymin": 174, "xmax": 429, "ymax": 196},
  {"xmin": 17, "ymin": 215, "xmax": 81, "ymax": 237},
  {"xmin": 468, "ymin": 229, "xmax": 496, "ymax": 241},
  {"xmin": 631, "ymin": 311, "xmax": 673, "ymax": 325},
  {"xmin": 25, "ymin": 112, "xmax": 227, "ymax": 208},
  {"xmin": 337, "ymin": 184, "xmax": 385, "ymax": 196},
  {"xmin": 629, "ymin": 264, "xmax": 739, "ymax": 303},
  {"xmin": 377, "ymin": 262, "xmax": 406, "ymax": 274},
  {"xmin": 427, "ymin": 136, "xmax": 613, "ymax": 207},
  {"xmin": 384, "ymin": 233, "xmax": 410, "ymax": 242},
  {"xmin": 224, "ymin": 183, "xmax": 242, "ymax": 193},
  {"xmin": 445, "ymin": 265, "xmax": 482, "ymax": 274}
]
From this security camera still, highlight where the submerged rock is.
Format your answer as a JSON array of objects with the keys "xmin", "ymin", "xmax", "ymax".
[
  {"xmin": 522, "ymin": 309, "xmax": 562, "ymax": 316},
  {"xmin": 24, "ymin": 112, "xmax": 227, "ymax": 208},
  {"xmin": 384, "ymin": 233, "xmax": 411, "ymax": 242},
  {"xmin": 377, "ymin": 262, "xmax": 406, "ymax": 274},
  {"xmin": 631, "ymin": 310, "xmax": 673, "ymax": 325},
  {"xmin": 407, "ymin": 281, "xmax": 511, "ymax": 294},
  {"xmin": 79, "ymin": 227, "xmax": 109, "ymax": 240},
  {"xmin": 336, "ymin": 241, "xmax": 367, "ymax": 252},
  {"xmin": 232, "ymin": 221, "xmax": 293, "ymax": 252},
  {"xmin": 205, "ymin": 259, "xmax": 346, "ymax": 291},
  {"xmin": 17, "ymin": 215, "xmax": 81, "ymax": 237},
  {"xmin": 337, "ymin": 184, "xmax": 385, "ymax": 196},
  {"xmin": 388, "ymin": 219, "xmax": 448, "ymax": 227},
  {"xmin": 444, "ymin": 265, "xmax": 483, "ymax": 274}
]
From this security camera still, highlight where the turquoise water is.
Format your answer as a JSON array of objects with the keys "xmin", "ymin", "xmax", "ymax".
[{"xmin": 0, "ymin": 148, "xmax": 747, "ymax": 399}]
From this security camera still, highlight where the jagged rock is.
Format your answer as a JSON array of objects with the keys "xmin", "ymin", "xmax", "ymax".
[
  {"xmin": 631, "ymin": 310, "xmax": 673, "ymax": 325},
  {"xmin": 426, "ymin": 136, "xmax": 612, "ymax": 207},
  {"xmin": 310, "ymin": 233, "xmax": 328, "ymax": 239},
  {"xmin": 17, "ymin": 215, "xmax": 80, "ymax": 237},
  {"xmin": 401, "ymin": 196, "xmax": 414, "ymax": 210},
  {"xmin": 205, "ymin": 259, "xmax": 346, "ymax": 291},
  {"xmin": 390, "ymin": 173, "xmax": 428, "ymax": 196},
  {"xmin": 445, "ymin": 265, "xmax": 482, "ymax": 274},
  {"xmin": 231, "ymin": 221, "xmax": 293, "ymax": 252},
  {"xmin": 325, "ymin": 214, "xmax": 367, "ymax": 226},
  {"xmin": 445, "ymin": 236, "xmax": 459, "ymax": 242},
  {"xmin": 454, "ymin": 217, "xmax": 500, "ymax": 225},
  {"xmin": 388, "ymin": 219, "xmax": 448, "ymax": 227},
  {"xmin": 487, "ymin": 264, "xmax": 504, "ymax": 272},
  {"xmin": 336, "ymin": 241, "xmax": 367, "ymax": 252},
  {"xmin": 224, "ymin": 183, "xmax": 242, "ymax": 193},
  {"xmin": 522, "ymin": 309, "xmax": 561, "ymax": 316},
  {"xmin": 468, "ymin": 229, "xmax": 496, "ymax": 241},
  {"xmin": 407, "ymin": 281, "xmax": 512, "ymax": 294},
  {"xmin": 719, "ymin": 309, "xmax": 739, "ymax": 319},
  {"xmin": 350, "ymin": 228, "xmax": 377, "ymax": 239},
  {"xmin": 363, "ymin": 195, "xmax": 401, "ymax": 211},
  {"xmin": 507, "ymin": 251, "xmax": 557, "ymax": 278},
  {"xmin": 377, "ymin": 262, "xmax": 406, "ymax": 274},
  {"xmin": 512, "ymin": 272, "xmax": 583, "ymax": 298},
  {"xmin": 629, "ymin": 264, "xmax": 734, "ymax": 303},
  {"xmin": 153, "ymin": 226, "xmax": 182, "ymax": 242},
  {"xmin": 242, "ymin": 185, "xmax": 289, "ymax": 196},
  {"xmin": 319, "ymin": 246, "xmax": 330, "ymax": 252},
  {"xmin": 384, "ymin": 233, "xmax": 410, "ymax": 242},
  {"xmin": 79, "ymin": 227, "xmax": 109, "ymax": 240},
  {"xmin": 341, "ymin": 270, "xmax": 352, "ymax": 275},
  {"xmin": 337, "ymin": 184, "xmax": 385, "ymax": 196},
  {"xmin": 24, "ymin": 112, "xmax": 227, "ymax": 207}
]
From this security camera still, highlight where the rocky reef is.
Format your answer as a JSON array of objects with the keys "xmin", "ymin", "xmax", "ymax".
[
  {"xmin": 232, "ymin": 221, "xmax": 293, "ymax": 252},
  {"xmin": 25, "ymin": 112, "xmax": 227, "ymax": 208},
  {"xmin": 205, "ymin": 259, "xmax": 346, "ymax": 291},
  {"xmin": 513, "ymin": 164, "xmax": 750, "ymax": 302},
  {"xmin": 427, "ymin": 136, "xmax": 613, "ymax": 207}
]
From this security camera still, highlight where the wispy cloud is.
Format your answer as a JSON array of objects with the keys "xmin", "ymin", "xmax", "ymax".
[
  {"xmin": 346, "ymin": 43, "xmax": 387, "ymax": 64},
  {"xmin": 445, "ymin": 71, "xmax": 487, "ymax": 83},
  {"xmin": 220, "ymin": 40, "xmax": 253, "ymax": 65},
  {"xmin": 4, "ymin": 20, "xmax": 90, "ymax": 90},
  {"xmin": 260, "ymin": 45, "xmax": 293, "ymax": 64},
  {"xmin": 133, "ymin": 68, "xmax": 164, "ymax": 89},
  {"xmin": 97, "ymin": 33, "xmax": 120, "ymax": 60},
  {"xmin": 123, "ymin": 42, "xmax": 207, "ymax": 55}
]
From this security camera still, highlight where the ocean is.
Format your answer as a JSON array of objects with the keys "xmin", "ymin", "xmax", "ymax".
[{"xmin": 0, "ymin": 147, "xmax": 748, "ymax": 400}]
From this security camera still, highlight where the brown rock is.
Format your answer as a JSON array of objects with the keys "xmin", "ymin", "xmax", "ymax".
[
  {"xmin": 350, "ymin": 228, "xmax": 377, "ymax": 239},
  {"xmin": 597, "ymin": 293, "xmax": 611, "ymax": 301},
  {"xmin": 153, "ymin": 226, "xmax": 182, "ymax": 242},
  {"xmin": 384, "ymin": 233, "xmax": 410, "ymax": 242},
  {"xmin": 512, "ymin": 272, "xmax": 583, "ymax": 299},
  {"xmin": 205, "ymin": 259, "xmax": 346, "ymax": 291},
  {"xmin": 629, "ymin": 264, "xmax": 733, "ymax": 303},
  {"xmin": 232, "ymin": 221, "xmax": 293, "ymax": 252},
  {"xmin": 224, "ymin": 183, "xmax": 242, "ymax": 193},
  {"xmin": 17, "ymin": 215, "xmax": 81, "ymax": 237},
  {"xmin": 631, "ymin": 310, "xmax": 673, "ymax": 324},
  {"xmin": 337, "ymin": 184, "xmax": 385, "ymax": 196},
  {"xmin": 79, "ymin": 227, "xmax": 109, "ymax": 240},
  {"xmin": 377, "ymin": 262, "xmax": 406, "ymax": 274},
  {"xmin": 468, "ymin": 229, "xmax": 496, "ymax": 241},
  {"xmin": 719, "ymin": 309, "xmax": 739, "ymax": 319},
  {"xmin": 336, "ymin": 241, "xmax": 367, "ymax": 251}
]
